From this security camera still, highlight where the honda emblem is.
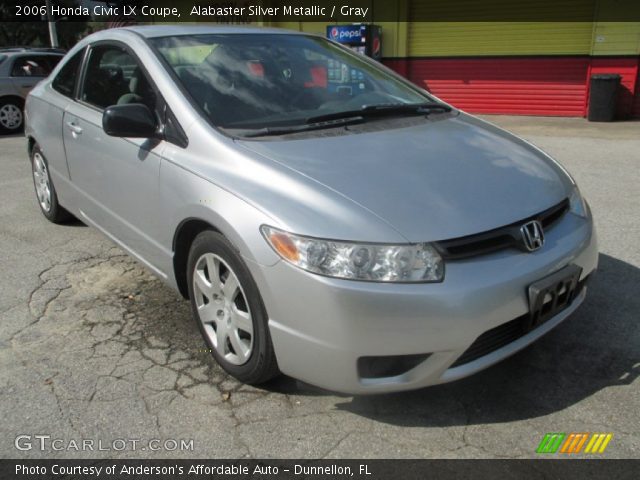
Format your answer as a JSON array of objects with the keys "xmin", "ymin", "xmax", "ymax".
[{"xmin": 520, "ymin": 220, "xmax": 545, "ymax": 252}]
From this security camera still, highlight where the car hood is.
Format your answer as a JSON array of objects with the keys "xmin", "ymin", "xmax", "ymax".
[{"xmin": 236, "ymin": 113, "xmax": 571, "ymax": 242}]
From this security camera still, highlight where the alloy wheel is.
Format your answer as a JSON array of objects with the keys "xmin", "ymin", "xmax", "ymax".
[
  {"xmin": 0, "ymin": 104, "xmax": 23, "ymax": 130},
  {"xmin": 32, "ymin": 152, "xmax": 52, "ymax": 212},
  {"xmin": 193, "ymin": 252, "xmax": 254, "ymax": 365}
]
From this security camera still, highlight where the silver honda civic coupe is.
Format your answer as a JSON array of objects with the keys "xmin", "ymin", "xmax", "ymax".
[{"xmin": 25, "ymin": 25, "xmax": 597, "ymax": 394}]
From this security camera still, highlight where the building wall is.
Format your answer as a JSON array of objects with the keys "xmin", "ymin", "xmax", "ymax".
[
  {"xmin": 393, "ymin": 0, "xmax": 640, "ymax": 117},
  {"xmin": 407, "ymin": 22, "xmax": 595, "ymax": 57},
  {"xmin": 271, "ymin": 1, "xmax": 640, "ymax": 117}
]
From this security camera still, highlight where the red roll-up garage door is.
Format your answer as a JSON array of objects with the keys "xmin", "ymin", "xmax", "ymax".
[{"xmin": 405, "ymin": 57, "xmax": 591, "ymax": 116}]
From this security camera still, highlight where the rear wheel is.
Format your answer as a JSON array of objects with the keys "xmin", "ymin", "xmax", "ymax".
[
  {"xmin": 187, "ymin": 231, "xmax": 279, "ymax": 384},
  {"xmin": 31, "ymin": 145, "xmax": 72, "ymax": 223},
  {"xmin": 0, "ymin": 98, "xmax": 24, "ymax": 133}
]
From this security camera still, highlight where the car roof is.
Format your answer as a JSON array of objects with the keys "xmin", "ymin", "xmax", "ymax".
[
  {"xmin": 122, "ymin": 24, "xmax": 306, "ymax": 38},
  {"xmin": 0, "ymin": 48, "xmax": 65, "ymax": 55}
]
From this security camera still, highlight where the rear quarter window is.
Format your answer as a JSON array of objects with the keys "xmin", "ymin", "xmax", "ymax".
[{"xmin": 51, "ymin": 49, "xmax": 84, "ymax": 98}]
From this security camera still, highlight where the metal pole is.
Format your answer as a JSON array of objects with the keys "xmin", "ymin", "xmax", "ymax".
[{"xmin": 45, "ymin": 0, "xmax": 59, "ymax": 47}]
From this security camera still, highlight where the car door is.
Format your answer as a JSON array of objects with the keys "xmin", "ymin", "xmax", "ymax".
[{"xmin": 62, "ymin": 42, "xmax": 168, "ymax": 276}]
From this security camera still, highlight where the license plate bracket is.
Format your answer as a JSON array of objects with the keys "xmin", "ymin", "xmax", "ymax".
[{"xmin": 526, "ymin": 264, "xmax": 583, "ymax": 333}]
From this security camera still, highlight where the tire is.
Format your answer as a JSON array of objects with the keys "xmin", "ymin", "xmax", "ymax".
[
  {"xmin": 31, "ymin": 144, "xmax": 72, "ymax": 223},
  {"xmin": 187, "ymin": 230, "xmax": 279, "ymax": 384},
  {"xmin": 0, "ymin": 98, "xmax": 24, "ymax": 133}
]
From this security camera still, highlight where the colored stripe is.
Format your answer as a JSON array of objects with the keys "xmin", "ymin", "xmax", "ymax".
[
  {"xmin": 560, "ymin": 434, "xmax": 576, "ymax": 453},
  {"xmin": 587, "ymin": 434, "xmax": 605, "ymax": 453},
  {"xmin": 549, "ymin": 434, "xmax": 566, "ymax": 453},
  {"xmin": 585, "ymin": 434, "xmax": 598, "ymax": 453},
  {"xmin": 573, "ymin": 433, "xmax": 590, "ymax": 453},
  {"xmin": 536, "ymin": 434, "xmax": 554, "ymax": 453},
  {"xmin": 537, "ymin": 432, "xmax": 613, "ymax": 454},
  {"xmin": 598, "ymin": 434, "xmax": 613, "ymax": 453},
  {"xmin": 592, "ymin": 434, "xmax": 606, "ymax": 452},
  {"xmin": 537, "ymin": 433, "xmax": 566, "ymax": 453},
  {"xmin": 567, "ymin": 434, "xmax": 582, "ymax": 453},
  {"xmin": 546, "ymin": 434, "xmax": 559, "ymax": 453}
]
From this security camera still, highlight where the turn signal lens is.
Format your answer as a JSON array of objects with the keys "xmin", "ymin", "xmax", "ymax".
[
  {"xmin": 261, "ymin": 225, "xmax": 444, "ymax": 283},
  {"xmin": 569, "ymin": 187, "xmax": 588, "ymax": 218},
  {"xmin": 266, "ymin": 231, "xmax": 300, "ymax": 262}
]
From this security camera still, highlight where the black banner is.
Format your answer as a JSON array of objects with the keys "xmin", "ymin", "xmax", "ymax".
[
  {"xmin": 1, "ymin": 0, "xmax": 640, "ymax": 23},
  {"xmin": 1, "ymin": 459, "xmax": 639, "ymax": 480}
]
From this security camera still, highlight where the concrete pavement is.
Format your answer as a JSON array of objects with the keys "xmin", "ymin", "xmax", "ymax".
[{"xmin": 0, "ymin": 116, "xmax": 638, "ymax": 458}]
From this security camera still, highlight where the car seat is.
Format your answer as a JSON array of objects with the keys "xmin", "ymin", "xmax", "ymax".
[{"xmin": 117, "ymin": 67, "xmax": 154, "ymax": 108}]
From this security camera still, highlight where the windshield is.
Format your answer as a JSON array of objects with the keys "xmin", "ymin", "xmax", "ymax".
[{"xmin": 150, "ymin": 33, "xmax": 434, "ymax": 131}]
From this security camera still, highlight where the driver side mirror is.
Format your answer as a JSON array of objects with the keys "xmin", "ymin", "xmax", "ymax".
[{"xmin": 102, "ymin": 104, "xmax": 157, "ymax": 138}]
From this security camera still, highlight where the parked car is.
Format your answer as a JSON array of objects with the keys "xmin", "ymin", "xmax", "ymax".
[
  {"xmin": 0, "ymin": 48, "xmax": 64, "ymax": 133},
  {"xmin": 25, "ymin": 26, "xmax": 598, "ymax": 394}
]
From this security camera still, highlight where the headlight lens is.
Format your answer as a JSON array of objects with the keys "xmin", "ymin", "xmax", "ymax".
[
  {"xmin": 261, "ymin": 226, "xmax": 444, "ymax": 283},
  {"xmin": 569, "ymin": 187, "xmax": 588, "ymax": 218}
]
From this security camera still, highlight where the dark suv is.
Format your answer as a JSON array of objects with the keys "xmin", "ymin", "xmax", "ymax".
[{"xmin": 0, "ymin": 48, "xmax": 64, "ymax": 133}]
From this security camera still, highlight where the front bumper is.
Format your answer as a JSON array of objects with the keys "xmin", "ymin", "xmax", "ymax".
[{"xmin": 247, "ymin": 211, "xmax": 598, "ymax": 394}]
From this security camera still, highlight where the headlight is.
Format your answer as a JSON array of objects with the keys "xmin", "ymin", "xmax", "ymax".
[
  {"xmin": 261, "ymin": 226, "xmax": 444, "ymax": 283},
  {"xmin": 569, "ymin": 187, "xmax": 588, "ymax": 218}
]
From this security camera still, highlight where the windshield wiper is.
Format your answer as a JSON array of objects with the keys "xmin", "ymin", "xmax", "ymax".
[
  {"xmin": 229, "ymin": 102, "xmax": 451, "ymax": 138},
  {"xmin": 306, "ymin": 102, "xmax": 452, "ymax": 124},
  {"xmin": 231, "ymin": 115, "xmax": 365, "ymax": 138}
]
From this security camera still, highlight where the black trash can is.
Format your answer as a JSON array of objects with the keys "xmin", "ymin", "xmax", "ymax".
[{"xmin": 587, "ymin": 74, "xmax": 621, "ymax": 122}]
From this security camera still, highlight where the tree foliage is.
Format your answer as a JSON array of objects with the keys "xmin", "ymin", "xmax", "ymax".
[{"xmin": 0, "ymin": 0, "xmax": 91, "ymax": 49}]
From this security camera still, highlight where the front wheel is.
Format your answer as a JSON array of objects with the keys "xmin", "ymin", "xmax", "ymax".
[
  {"xmin": 0, "ymin": 98, "xmax": 24, "ymax": 133},
  {"xmin": 187, "ymin": 230, "xmax": 279, "ymax": 384}
]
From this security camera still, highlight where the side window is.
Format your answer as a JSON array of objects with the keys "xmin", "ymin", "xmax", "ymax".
[
  {"xmin": 52, "ymin": 50, "xmax": 85, "ymax": 98},
  {"xmin": 11, "ymin": 56, "xmax": 51, "ymax": 77},
  {"xmin": 80, "ymin": 44, "xmax": 156, "ymax": 111}
]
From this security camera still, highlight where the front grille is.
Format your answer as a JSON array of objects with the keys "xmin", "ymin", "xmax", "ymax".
[
  {"xmin": 435, "ymin": 198, "xmax": 569, "ymax": 260},
  {"xmin": 450, "ymin": 276, "xmax": 587, "ymax": 368}
]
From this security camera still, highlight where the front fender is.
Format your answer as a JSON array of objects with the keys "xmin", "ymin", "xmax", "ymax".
[{"xmin": 160, "ymin": 158, "xmax": 280, "ymax": 268}]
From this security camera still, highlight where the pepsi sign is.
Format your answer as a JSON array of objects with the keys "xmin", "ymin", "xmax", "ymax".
[
  {"xmin": 327, "ymin": 25, "xmax": 366, "ymax": 44},
  {"xmin": 326, "ymin": 24, "xmax": 382, "ymax": 60}
]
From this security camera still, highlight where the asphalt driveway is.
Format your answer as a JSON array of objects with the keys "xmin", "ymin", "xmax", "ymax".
[{"xmin": 0, "ymin": 116, "xmax": 638, "ymax": 459}]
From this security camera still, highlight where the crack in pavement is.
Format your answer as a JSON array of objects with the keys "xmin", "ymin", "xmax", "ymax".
[{"xmin": 2, "ymin": 240, "xmax": 638, "ymax": 459}]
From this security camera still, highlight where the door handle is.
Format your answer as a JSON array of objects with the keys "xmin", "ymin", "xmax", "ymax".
[{"xmin": 66, "ymin": 121, "xmax": 83, "ymax": 135}]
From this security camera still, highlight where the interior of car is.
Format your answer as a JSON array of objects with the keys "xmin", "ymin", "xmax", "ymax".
[
  {"xmin": 81, "ymin": 46, "xmax": 156, "ymax": 111},
  {"xmin": 173, "ymin": 43, "xmax": 366, "ymax": 127}
]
